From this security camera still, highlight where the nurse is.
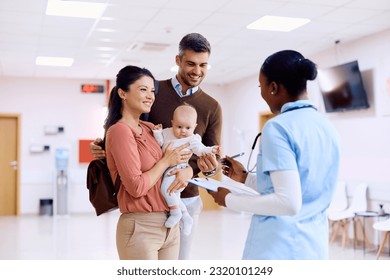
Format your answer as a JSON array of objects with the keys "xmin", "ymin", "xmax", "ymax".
[{"xmin": 210, "ymin": 50, "xmax": 341, "ymax": 259}]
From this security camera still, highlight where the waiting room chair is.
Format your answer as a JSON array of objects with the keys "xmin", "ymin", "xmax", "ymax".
[
  {"xmin": 328, "ymin": 182, "xmax": 368, "ymax": 247},
  {"xmin": 328, "ymin": 181, "xmax": 348, "ymax": 214},
  {"xmin": 373, "ymin": 218, "xmax": 390, "ymax": 259},
  {"xmin": 328, "ymin": 181, "xmax": 348, "ymax": 242}
]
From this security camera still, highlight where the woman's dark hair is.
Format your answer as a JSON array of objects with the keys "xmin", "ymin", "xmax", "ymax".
[
  {"xmin": 178, "ymin": 33, "xmax": 211, "ymax": 56},
  {"xmin": 104, "ymin": 65, "xmax": 154, "ymax": 131},
  {"xmin": 260, "ymin": 50, "xmax": 317, "ymax": 97}
]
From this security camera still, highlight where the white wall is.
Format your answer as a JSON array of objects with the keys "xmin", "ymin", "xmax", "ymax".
[
  {"xmin": 0, "ymin": 77, "xmax": 109, "ymax": 214},
  {"xmin": 311, "ymin": 29, "xmax": 390, "ymax": 209},
  {"xmin": 206, "ymin": 29, "xmax": 390, "ymax": 245},
  {"xmin": 1, "ymin": 29, "xmax": 390, "ymax": 220},
  {"xmin": 213, "ymin": 29, "xmax": 390, "ymax": 214}
]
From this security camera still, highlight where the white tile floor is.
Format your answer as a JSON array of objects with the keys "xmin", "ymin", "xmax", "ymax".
[{"xmin": 0, "ymin": 209, "xmax": 389, "ymax": 260}]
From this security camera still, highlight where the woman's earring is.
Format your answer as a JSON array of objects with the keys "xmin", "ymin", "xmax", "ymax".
[{"xmin": 271, "ymin": 91, "xmax": 274, "ymax": 95}]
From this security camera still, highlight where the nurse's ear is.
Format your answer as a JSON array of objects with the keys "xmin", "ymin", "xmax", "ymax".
[{"xmin": 270, "ymin": 81, "xmax": 279, "ymax": 95}]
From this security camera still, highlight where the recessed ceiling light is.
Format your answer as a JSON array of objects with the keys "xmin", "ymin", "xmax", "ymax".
[
  {"xmin": 101, "ymin": 16, "xmax": 116, "ymax": 21},
  {"xmin": 99, "ymin": 53, "xmax": 112, "ymax": 58},
  {"xmin": 99, "ymin": 38, "xmax": 113, "ymax": 43},
  {"xmin": 170, "ymin": 64, "xmax": 212, "ymax": 73},
  {"xmin": 36, "ymin": 56, "xmax": 74, "ymax": 67},
  {"xmin": 45, "ymin": 0, "xmax": 106, "ymax": 19},
  {"xmin": 247, "ymin": 15, "xmax": 310, "ymax": 32},
  {"xmin": 96, "ymin": 47, "xmax": 116, "ymax": 52},
  {"xmin": 96, "ymin": 28, "xmax": 117, "ymax": 33}
]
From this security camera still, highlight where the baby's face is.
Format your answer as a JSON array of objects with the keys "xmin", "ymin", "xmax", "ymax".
[{"xmin": 171, "ymin": 113, "xmax": 197, "ymax": 139}]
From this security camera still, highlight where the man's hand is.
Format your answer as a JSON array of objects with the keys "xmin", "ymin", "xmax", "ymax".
[
  {"xmin": 90, "ymin": 138, "xmax": 106, "ymax": 159},
  {"xmin": 197, "ymin": 153, "xmax": 219, "ymax": 175}
]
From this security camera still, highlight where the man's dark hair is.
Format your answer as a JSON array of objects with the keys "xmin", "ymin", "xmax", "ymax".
[{"xmin": 178, "ymin": 33, "xmax": 211, "ymax": 56}]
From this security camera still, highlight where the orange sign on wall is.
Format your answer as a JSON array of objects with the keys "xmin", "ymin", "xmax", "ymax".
[
  {"xmin": 79, "ymin": 139, "xmax": 95, "ymax": 163},
  {"xmin": 81, "ymin": 84, "xmax": 104, "ymax": 93}
]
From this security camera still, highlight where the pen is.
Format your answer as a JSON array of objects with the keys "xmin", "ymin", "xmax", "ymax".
[
  {"xmin": 230, "ymin": 152, "xmax": 245, "ymax": 159},
  {"xmin": 219, "ymin": 152, "xmax": 245, "ymax": 162}
]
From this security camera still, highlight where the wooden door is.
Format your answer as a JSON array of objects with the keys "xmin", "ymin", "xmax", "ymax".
[
  {"xmin": 259, "ymin": 111, "xmax": 275, "ymax": 131},
  {"xmin": 199, "ymin": 172, "xmax": 221, "ymax": 210},
  {"xmin": 0, "ymin": 114, "xmax": 20, "ymax": 215}
]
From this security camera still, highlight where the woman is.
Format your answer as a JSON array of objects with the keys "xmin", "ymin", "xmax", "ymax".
[
  {"xmin": 104, "ymin": 65, "xmax": 193, "ymax": 260},
  {"xmin": 211, "ymin": 50, "xmax": 341, "ymax": 259}
]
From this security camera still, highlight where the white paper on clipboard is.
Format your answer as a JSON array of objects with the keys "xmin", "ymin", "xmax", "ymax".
[{"xmin": 188, "ymin": 177, "xmax": 259, "ymax": 196}]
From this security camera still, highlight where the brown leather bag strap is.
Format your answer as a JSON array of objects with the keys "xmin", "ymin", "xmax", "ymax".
[{"xmin": 114, "ymin": 174, "xmax": 121, "ymax": 193}]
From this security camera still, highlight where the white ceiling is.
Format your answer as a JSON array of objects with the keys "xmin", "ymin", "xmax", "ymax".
[{"xmin": 0, "ymin": 0, "xmax": 389, "ymax": 86}]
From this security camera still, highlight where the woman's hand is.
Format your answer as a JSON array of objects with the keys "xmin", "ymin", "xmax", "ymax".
[
  {"xmin": 161, "ymin": 142, "xmax": 191, "ymax": 167},
  {"xmin": 148, "ymin": 142, "xmax": 191, "ymax": 189},
  {"xmin": 89, "ymin": 138, "xmax": 106, "ymax": 159},
  {"xmin": 209, "ymin": 187, "xmax": 231, "ymax": 207},
  {"xmin": 220, "ymin": 156, "xmax": 247, "ymax": 183},
  {"xmin": 166, "ymin": 166, "xmax": 193, "ymax": 194}
]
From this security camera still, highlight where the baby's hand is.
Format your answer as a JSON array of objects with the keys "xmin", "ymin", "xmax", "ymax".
[
  {"xmin": 154, "ymin": 124, "xmax": 163, "ymax": 130},
  {"xmin": 212, "ymin": 145, "xmax": 222, "ymax": 155}
]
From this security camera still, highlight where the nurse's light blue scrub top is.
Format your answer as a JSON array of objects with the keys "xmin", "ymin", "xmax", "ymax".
[{"xmin": 242, "ymin": 100, "xmax": 340, "ymax": 260}]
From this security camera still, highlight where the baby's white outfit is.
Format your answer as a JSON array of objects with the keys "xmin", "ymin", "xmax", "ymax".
[{"xmin": 153, "ymin": 127, "xmax": 215, "ymax": 235}]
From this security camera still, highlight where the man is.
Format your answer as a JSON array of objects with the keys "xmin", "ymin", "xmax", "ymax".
[{"xmin": 90, "ymin": 33, "xmax": 222, "ymax": 259}]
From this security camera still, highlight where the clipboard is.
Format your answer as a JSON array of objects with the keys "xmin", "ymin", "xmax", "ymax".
[{"xmin": 188, "ymin": 177, "xmax": 259, "ymax": 196}]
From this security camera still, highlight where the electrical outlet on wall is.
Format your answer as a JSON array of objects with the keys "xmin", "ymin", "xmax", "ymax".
[
  {"xmin": 29, "ymin": 145, "xmax": 50, "ymax": 153},
  {"xmin": 44, "ymin": 126, "xmax": 64, "ymax": 135}
]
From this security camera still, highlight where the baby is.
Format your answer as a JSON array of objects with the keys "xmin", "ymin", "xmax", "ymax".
[{"xmin": 153, "ymin": 104, "xmax": 221, "ymax": 235}]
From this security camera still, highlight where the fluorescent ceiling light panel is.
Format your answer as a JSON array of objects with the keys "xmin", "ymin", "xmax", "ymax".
[
  {"xmin": 36, "ymin": 56, "xmax": 74, "ymax": 67},
  {"xmin": 46, "ymin": 0, "xmax": 106, "ymax": 19},
  {"xmin": 247, "ymin": 15, "xmax": 310, "ymax": 32}
]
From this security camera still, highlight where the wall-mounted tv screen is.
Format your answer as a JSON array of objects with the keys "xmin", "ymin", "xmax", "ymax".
[{"xmin": 317, "ymin": 60, "xmax": 369, "ymax": 113}]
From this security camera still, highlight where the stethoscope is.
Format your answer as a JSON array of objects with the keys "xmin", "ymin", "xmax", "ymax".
[
  {"xmin": 246, "ymin": 104, "xmax": 317, "ymax": 173},
  {"xmin": 247, "ymin": 132, "xmax": 261, "ymax": 173}
]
